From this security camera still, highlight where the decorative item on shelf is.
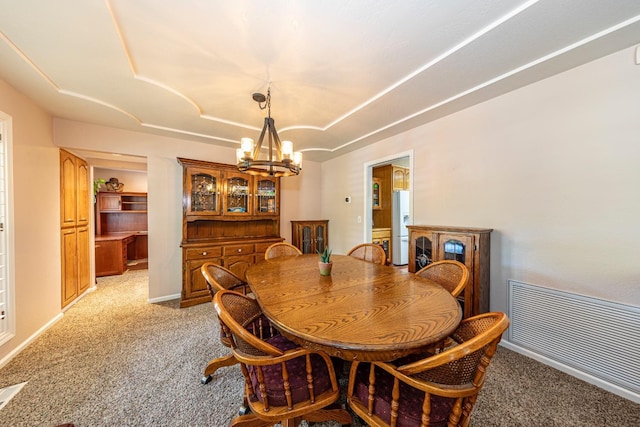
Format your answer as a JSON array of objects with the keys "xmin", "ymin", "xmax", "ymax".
[
  {"xmin": 318, "ymin": 247, "xmax": 333, "ymax": 276},
  {"xmin": 105, "ymin": 177, "xmax": 124, "ymax": 192},
  {"xmin": 236, "ymin": 86, "xmax": 302, "ymax": 178},
  {"xmin": 93, "ymin": 178, "xmax": 106, "ymax": 196}
]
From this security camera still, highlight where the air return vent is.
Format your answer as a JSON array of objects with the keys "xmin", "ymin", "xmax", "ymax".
[{"xmin": 507, "ymin": 280, "xmax": 640, "ymax": 402}]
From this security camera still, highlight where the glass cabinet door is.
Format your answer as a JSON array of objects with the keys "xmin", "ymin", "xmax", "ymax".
[
  {"xmin": 437, "ymin": 234, "xmax": 473, "ymax": 269},
  {"xmin": 225, "ymin": 173, "xmax": 251, "ymax": 215},
  {"xmin": 314, "ymin": 224, "xmax": 326, "ymax": 253},
  {"xmin": 186, "ymin": 168, "xmax": 220, "ymax": 216},
  {"xmin": 414, "ymin": 235, "xmax": 433, "ymax": 271},
  {"xmin": 372, "ymin": 178, "xmax": 382, "ymax": 210},
  {"xmin": 255, "ymin": 177, "xmax": 278, "ymax": 215},
  {"xmin": 301, "ymin": 225, "xmax": 313, "ymax": 254}
]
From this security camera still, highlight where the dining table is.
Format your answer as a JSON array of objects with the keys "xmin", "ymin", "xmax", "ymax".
[{"xmin": 245, "ymin": 254, "xmax": 462, "ymax": 362}]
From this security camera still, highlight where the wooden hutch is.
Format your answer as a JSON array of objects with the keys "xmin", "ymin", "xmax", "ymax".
[
  {"xmin": 95, "ymin": 192, "xmax": 148, "ymax": 277},
  {"xmin": 407, "ymin": 225, "xmax": 492, "ymax": 318},
  {"xmin": 178, "ymin": 158, "xmax": 283, "ymax": 307}
]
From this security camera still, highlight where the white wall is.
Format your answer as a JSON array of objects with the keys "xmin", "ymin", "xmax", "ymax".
[
  {"xmin": 53, "ymin": 120, "xmax": 322, "ymax": 301},
  {"xmin": 322, "ymin": 46, "xmax": 640, "ymax": 314},
  {"xmin": 0, "ymin": 79, "xmax": 60, "ymax": 363}
]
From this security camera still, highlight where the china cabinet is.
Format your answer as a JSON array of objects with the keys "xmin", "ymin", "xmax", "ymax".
[
  {"xmin": 60, "ymin": 149, "xmax": 90, "ymax": 307},
  {"xmin": 291, "ymin": 220, "xmax": 328, "ymax": 254},
  {"xmin": 178, "ymin": 158, "xmax": 283, "ymax": 307},
  {"xmin": 408, "ymin": 225, "xmax": 492, "ymax": 318}
]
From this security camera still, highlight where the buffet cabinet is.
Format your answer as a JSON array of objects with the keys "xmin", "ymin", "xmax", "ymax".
[
  {"xmin": 291, "ymin": 220, "xmax": 328, "ymax": 254},
  {"xmin": 178, "ymin": 158, "xmax": 283, "ymax": 307},
  {"xmin": 407, "ymin": 225, "xmax": 492, "ymax": 318}
]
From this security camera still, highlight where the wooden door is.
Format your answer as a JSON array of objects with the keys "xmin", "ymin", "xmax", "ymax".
[
  {"xmin": 77, "ymin": 226, "xmax": 90, "ymax": 293},
  {"xmin": 76, "ymin": 158, "xmax": 90, "ymax": 226},
  {"xmin": 60, "ymin": 151, "xmax": 77, "ymax": 227},
  {"xmin": 184, "ymin": 258, "xmax": 220, "ymax": 304},
  {"xmin": 61, "ymin": 228, "xmax": 78, "ymax": 307},
  {"xmin": 392, "ymin": 168, "xmax": 405, "ymax": 191}
]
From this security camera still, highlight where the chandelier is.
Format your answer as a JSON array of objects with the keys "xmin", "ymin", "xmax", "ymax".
[{"xmin": 236, "ymin": 87, "xmax": 302, "ymax": 177}]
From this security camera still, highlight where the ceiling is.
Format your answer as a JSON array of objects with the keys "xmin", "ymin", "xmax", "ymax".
[{"xmin": 1, "ymin": 1, "xmax": 639, "ymax": 166}]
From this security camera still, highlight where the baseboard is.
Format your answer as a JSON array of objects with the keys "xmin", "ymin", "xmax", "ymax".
[
  {"xmin": 0, "ymin": 313, "xmax": 63, "ymax": 370},
  {"xmin": 148, "ymin": 293, "xmax": 181, "ymax": 304},
  {"xmin": 501, "ymin": 340, "xmax": 640, "ymax": 404}
]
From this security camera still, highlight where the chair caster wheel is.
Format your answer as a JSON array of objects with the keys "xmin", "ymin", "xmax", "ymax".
[
  {"xmin": 201, "ymin": 375, "xmax": 212, "ymax": 385},
  {"xmin": 238, "ymin": 405, "xmax": 250, "ymax": 416}
]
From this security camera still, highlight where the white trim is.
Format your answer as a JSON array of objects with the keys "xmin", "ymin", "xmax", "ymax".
[
  {"xmin": 0, "ymin": 111, "xmax": 15, "ymax": 347},
  {"xmin": 148, "ymin": 293, "xmax": 181, "ymax": 304},
  {"xmin": 500, "ymin": 340, "xmax": 640, "ymax": 404},
  {"xmin": 0, "ymin": 313, "xmax": 63, "ymax": 370}
]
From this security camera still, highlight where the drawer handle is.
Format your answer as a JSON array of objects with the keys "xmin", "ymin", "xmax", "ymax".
[
  {"xmin": 237, "ymin": 249, "xmax": 242, "ymax": 253},
  {"xmin": 202, "ymin": 251, "xmax": 208, "ymax": 256}
]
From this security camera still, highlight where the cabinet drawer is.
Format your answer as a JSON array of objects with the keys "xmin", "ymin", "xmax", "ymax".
[
  {"xmin": 223, "ymin": 244, "xmax": 255, "ymax": 256},
  {"xmin": 185, "ymin": 246, "xmax": 223, "ymax": 260},
  {"xmin": 255, "ymin": 242, "xmax": 274, "ymax": 253}
]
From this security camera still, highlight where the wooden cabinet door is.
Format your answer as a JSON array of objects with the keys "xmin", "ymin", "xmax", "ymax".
[
  {"xmin": 254, "ymin": 176, "xmax": 279, "ymax": 216},
  {"xmin": 184, "ymin": 258, "xmax": 221, "ymax": 305},
  {"xmin": 77, "ymin": 226, "xmax": 90, "ymax": 293},
  {"xmin": 185, "ymin": 167, "xmax": 221, "ymax": 216},
  {"xmin": 76, "ymin": 158, "xmax": 90, "ymax": 226},
  {"xmin": 223, "ymin": 254, "xmax": 254, "ymax": 281},
  {"xmin": 60, "ymin": 150, "xmax": 77, "ymax": 227},
  {"xmin": 98, "ymin": 193, "xmax": 122, "ymax": 211},
  {"xmin": 392, "ymin": 168, "xmax": 405, "ymax": 191},
  {"xmin": 435, "ymin": 233, "xmax": 475, "ymax": 318},
  {"xmin": 224, "ymin": 172, "xmax": 252, "ymax": 216},
  {"xmin": 61, "ymin": 228, "xmax": 78, "ymax": 307},
  {"xmin": 408, "ymin": 230, "xmax": 435, "ymax": 273},
  {"xmin": 372, "ymin": 178, "xmax": 382, "ymax": 210}
]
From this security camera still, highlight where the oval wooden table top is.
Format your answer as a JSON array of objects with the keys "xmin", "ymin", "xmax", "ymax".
[{"xmin": 246, "ymin": 254, "xmax": 462, "ymax": 362}]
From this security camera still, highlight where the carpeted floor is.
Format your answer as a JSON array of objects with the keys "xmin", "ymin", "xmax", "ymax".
[{"xmin": 0, "ymin": 270, "xmax": 638, "ymax": 426}]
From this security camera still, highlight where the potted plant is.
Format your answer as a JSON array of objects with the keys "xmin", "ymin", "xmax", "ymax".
[{"xmin": 317, "ymin": 247, "xmax": 333, "ymax": 276}]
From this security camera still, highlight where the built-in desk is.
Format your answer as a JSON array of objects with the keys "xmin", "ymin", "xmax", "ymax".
[{"xmin": 95, "ymin": 232, "xmax": 148, "ymax": 277}]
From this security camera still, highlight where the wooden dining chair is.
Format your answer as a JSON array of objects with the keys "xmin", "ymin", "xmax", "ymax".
[
  {"xmin": 264, "ymin": 241, "xmax": 302, "ymax": 259},
  {"xmin": 347, "ymin": 312, "xmax": 510, "ymax": 427},
  {"xmin": 415, "ymin": 259, "xmax": 470, "ymax": 298},
  {"xmin": 199, "ymin": 262, "xmax": 249, "ymax": 385},
  {"xmin": 347, "ymin": 243, "xmax": 387, "ymax": 265},
  {"xmin": 214, "ymin": 290, "xmax": 352, "ymax": 427}
]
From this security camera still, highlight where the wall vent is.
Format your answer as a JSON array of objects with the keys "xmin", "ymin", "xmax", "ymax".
[{"xmin": 506, "ymin": 280, "xmax": 640, "ymax": 402}]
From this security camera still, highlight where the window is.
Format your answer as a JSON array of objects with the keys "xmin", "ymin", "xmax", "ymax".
[{"xmin": 0, "ymin": 112, "xmax": 14, "ymax": 345}]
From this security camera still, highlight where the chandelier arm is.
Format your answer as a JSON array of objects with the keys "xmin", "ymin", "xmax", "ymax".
[{"xmin": 252, "ymin": 118, "xmax": 269, "ymax": 160}]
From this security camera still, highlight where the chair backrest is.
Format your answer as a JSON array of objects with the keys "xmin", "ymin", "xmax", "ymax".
[
  {"xmin": 214, "ymin": 290, "xmax": 350, "ymax": 425},
  {"xmin": 415, "ymin": 259, "xmax": 469, "ymax": 298},
  {"xmin": 200, "ymin": 262, "xmax": 247, "ymax": 298},
  {"xmin": 347, "ymin": 312, "xmax": 510, "ymax": 427},
  {"xmin": 347, "ymin": 243, "xmax": 387, "ymax": 265},
  {"xmin": 264, "ymin": 242, "xmax": 302, "ymax": 259}
]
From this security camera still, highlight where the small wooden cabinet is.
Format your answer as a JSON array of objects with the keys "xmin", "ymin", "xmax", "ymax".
[
  {"xmin": 178, "ymin": 158, "xmax": 283, "ymax": 307},
  {"xmin": 372, "ymin": 228, "xmax": 391, "ymax": 264},
  {"xmin": 291, "ymin": 220, "xmax": 329, "ymax": 254},
  {"xmin": 408, "ymin": 225, "xmax": 492, "ymax": 318}
]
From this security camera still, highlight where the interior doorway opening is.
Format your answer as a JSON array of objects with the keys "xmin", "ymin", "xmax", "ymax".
[{"xmin": 364, "ymin": 151, "xmax": 413, "ymax": 266}]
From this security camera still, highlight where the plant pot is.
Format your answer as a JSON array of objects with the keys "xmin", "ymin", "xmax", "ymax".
[{"xmin": 318, "ymin": 261, "xmax": 333, "ymax": 276}]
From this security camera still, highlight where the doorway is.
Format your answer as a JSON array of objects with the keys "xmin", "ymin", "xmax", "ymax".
[{"xmin": 364, "ymin": 151, "xmax": 413, "ymax": 266}]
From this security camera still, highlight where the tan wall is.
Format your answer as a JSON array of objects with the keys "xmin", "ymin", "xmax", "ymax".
[
  {"xmin": 94, "ymin": 168, "xmax": 148, "ymax": 193},
  {"xmin": 0, "ymin": 78, "xmax": 60, "ymax": 363},
  {"xmin": 322, "ymin": 46, "xmax": 640, "ymax": 313}
]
